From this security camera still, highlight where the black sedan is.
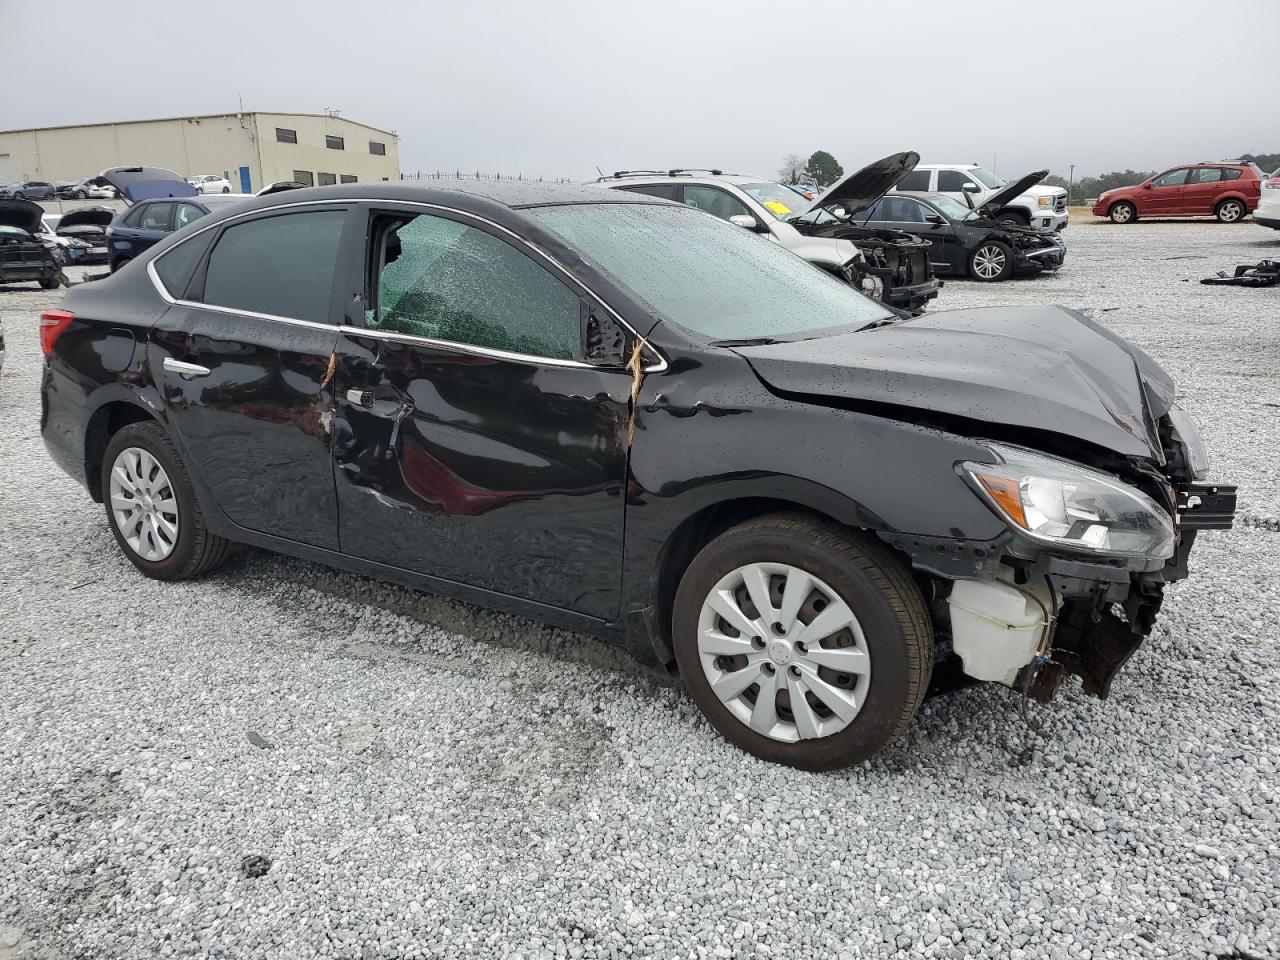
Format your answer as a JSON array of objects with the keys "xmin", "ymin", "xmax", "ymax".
[
  {"xmin": 851, "ymin": 192, "xmax": 1066, "ymax": 282},
  {"xmin": 39, "ymin": 180, "xmax": 1231, "ymax": 770}
]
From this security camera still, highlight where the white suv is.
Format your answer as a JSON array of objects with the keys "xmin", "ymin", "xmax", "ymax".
[
  {"xmin": 1255, "ymin": 169, "xmax": 1280, "ymax": 231},
  {"xmin": 894, "ymin": 164, "xmax": 1068, "ymax": 231}
]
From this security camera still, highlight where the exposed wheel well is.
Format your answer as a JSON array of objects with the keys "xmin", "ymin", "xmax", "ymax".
[
  {"xmin": 85, "ymin": 402, "xmax": 157, "ymax": 501},
  {"xmin": 650, "ymin": 498, "xmax": 861, "ymax": 667}
]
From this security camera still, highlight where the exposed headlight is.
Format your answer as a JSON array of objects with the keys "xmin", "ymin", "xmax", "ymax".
[
  {"xmin": 1037, "ymin": 197, "xmax": 1052, "ymax": 208},
  {"xmin": 1167, "ymin": 404, "xmax": 1210, "ymax": 480},
  {"xmin": 962, "ymin": 445, "xmax": 1175, "ymax": 559}
]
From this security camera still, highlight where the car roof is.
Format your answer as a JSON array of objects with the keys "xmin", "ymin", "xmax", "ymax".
[
  {"xmin": 593, "ymin": 173, "xmax": 768, "ymax": 187},
  {"xmin": 234, "ymin": 179, "xmax": 667, "ymax": 212}
]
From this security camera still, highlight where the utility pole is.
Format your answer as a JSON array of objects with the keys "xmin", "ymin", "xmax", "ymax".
[{"xmin": 1068, "ymin": 164, "xmax": 1076, "ymax": 205}]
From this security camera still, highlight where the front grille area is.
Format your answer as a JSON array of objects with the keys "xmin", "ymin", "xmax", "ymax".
[{"xmin": 1054, "ymin": 195, "xmax": 1067, "ymax": 213}]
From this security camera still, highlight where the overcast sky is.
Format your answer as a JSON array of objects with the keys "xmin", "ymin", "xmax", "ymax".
[{"xmin": 1, "ymin": 0, "xmax": 1272, "ymax": 182}]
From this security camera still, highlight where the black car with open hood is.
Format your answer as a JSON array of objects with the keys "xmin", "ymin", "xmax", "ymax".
[
  {"xmin": 0, "ymin": 198, "xmax": 63, "ymax": 289},
  {"xmin": 788, "ymin": 152, "xmax": 941, "ymax": 312},
  {"xmin": 39, "ymin": 178, "xmax": 1234, "ymax": 771}
]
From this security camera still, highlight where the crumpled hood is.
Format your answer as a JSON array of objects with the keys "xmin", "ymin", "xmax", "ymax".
[
  {"xmin": 734, "ymin": 305, "xmax": 1175, "ymax": 460},
  {"xmin": 0, "ymin": 197, "xmax": 46, "ymax": 233}
]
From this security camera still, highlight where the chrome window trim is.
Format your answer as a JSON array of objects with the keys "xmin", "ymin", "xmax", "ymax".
[{"xmin": 146, "ymin": 196, "xmax": 668, "ymax": 373}]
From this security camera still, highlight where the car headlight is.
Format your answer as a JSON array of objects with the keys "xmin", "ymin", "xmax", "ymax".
[
  {"xmin": 1037, "ymin": 197, "xmax": 1052, "ymax": 208},
  {"xmin": 1167, "ymin": 404, "xmax": 1210, "ymax": 480},
  {"xmin": 962, "ymin": 445, "xmax": 1175, "ymax": 559}
]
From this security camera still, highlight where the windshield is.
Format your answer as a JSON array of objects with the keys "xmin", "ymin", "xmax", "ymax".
[
  {"xmin": 531, "ymin": 203, "xmax": 892, "ymax": 342},
  {"xmin": 927, "ymin": 194, "xmax": 978, "ymax": 221},
  {"xmin": 968, "ymin": 167, "xmax": 1005, "ymax": 189},
  {"xmin": 737, "ymin": 182, "xmax": 810, "ymax": 220}
]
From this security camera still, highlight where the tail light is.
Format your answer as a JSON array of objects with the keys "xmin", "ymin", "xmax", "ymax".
[
  {"xmin": 1263, "ymin": 178, "xmax": 1280, "ymax": 190},
  {"xmin": 39, "ymin": 310, "xmax": 74, "ymax": 357}
]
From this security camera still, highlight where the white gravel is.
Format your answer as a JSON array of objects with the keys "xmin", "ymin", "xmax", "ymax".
[{"xmin": 2, "ymin": 224, "xmax": 1278, "ymax": 960}]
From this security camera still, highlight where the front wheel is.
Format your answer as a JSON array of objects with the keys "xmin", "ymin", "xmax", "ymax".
[
  {"xmin": 1215, "ymin": 199, "xmax": 1245, "ymax": 223},
  {"xmin": 672, "ymin": 515, "xmax": 933, "ymax": 770},
  {"xmin": 968, "ymin": 240, "xmax": 1014, "ymax": 281},
  {"xmin": 74, "ymin": 189, "xmax": 88, "ymax": 199},
  {"xmin": 101, "ymin": 422, "xmax": 231, "ymax": 580},
  {"xmin": 1109, "ymin": 201, "xmax": 1137, "ymax": 224},
  {"xmin": 39, "ymin": 275, "xmax": 60, "ymax": 290}
]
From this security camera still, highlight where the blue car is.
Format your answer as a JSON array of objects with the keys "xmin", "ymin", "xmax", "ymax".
[{"xmin": 98, "ymin": 166, "xmax": 246, "ymax": 272}]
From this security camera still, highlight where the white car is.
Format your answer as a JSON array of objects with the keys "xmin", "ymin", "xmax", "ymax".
[
  {"xmin": 188, "ymin": 175, "xmax": 233, "ymax": 194},
  {"xmin": 894, "ymin": 164, "xmax": 1068, "ymax": 231},
  {"xmin": 1256, "ymin": 169, "xmax": 1280, "ymax": 231}
]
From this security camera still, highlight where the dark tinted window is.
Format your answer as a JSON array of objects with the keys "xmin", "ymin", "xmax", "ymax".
[
  {"xmin": 154, "ymin": 230, "xmax": 215, "ymax": 299},
  {"xmin": 897, "ymin": 170, "xmax": 931, "ymax": 191},
  {"xmin": 1152, "ymin": 169, "xmax": 1190, "ymax": 187},
  {"xmin": 123, "ymin": 205, "xmax": 148, "ymax": 227},
  {"xmin": 615, "ymin": 183, "xmax": 680, "ymax": 200},
  {"xmin": 318, "ymin": 172, "xmax": 337, "ymax": 186},
  {"xmin": 325, "ymin": 135, "xmax": 344, "ymax": 150},
  {"xmin": 1222, "ymin": 168, "xmax": 1243, "ymax": 181},
  {"xmin": 369, "ymin": 141, "xmax": 386, "ymax": 155},
  {"xmin": 1189, "ymin": 167, "xmax": 1222, "ymax": 184},
  {"xmin": 881, "ymin": 197, "xmax": 928, "ymax": 223},
  {"xmin": 371, "ymin": 214, "xmax": 582, "ymax": 361},
  {"xmin": 203, "ymin": 211, "xmax": 347, "ymax": 323},
  {"xmin": 139, "ymin": 203, "xmax": 174, "ymax": 231},
  {"xmin": 292, "ymin": 170, "xmax": 314, "ymax": 186},
  {"xmin": 937, "ymin": 170, "xmax": 977, "ymax": 192},
  {"xmin": 340, "ymin": 174, "xmax": 357, "ymax": 184},
  {"xmin": 683, "ymin": 185, "xmax": 751, "ymax": 221},
  {"xmin": 275, "ymin": 127, "xmax": 297, "ymax": 143}
]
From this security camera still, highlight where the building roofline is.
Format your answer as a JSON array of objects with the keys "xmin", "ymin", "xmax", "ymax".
[{"xmin": 0, "ymin": 111, "xmax": 398, "ymax": 139}]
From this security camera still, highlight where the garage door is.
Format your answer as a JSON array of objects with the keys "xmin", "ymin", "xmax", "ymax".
[{"xmin": 0, "ymin": 154, "xmax": 15, "ymax": 184}]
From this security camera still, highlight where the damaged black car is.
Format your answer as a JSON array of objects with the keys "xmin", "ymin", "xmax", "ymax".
[
  {"xmin": 40, "ymin": 180, "xmax": 1233, "ymax": 770},
  {"xmin": 1, "ymin": 198, "xmax": 65, "ymax": 290},
  {"xmin": 841, "ymin": 174, "xmax": 1067, "ymax": 282}
]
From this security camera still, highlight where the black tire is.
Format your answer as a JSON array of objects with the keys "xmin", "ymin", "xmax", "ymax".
[
  {"xmin": 39, "ymin": 275, "xmax": 59, "ymax": 290},
  {"xmin": 74, "ymin": 189, "xmax": 88, "ymax": 200},
  {"xmin": 13, "ymin": 191, "xmax": 25, "ymax": 200},
  {"xmin": 1109, "ymin": 201, "xmax": 1137, "ymax": 224},
  {"xmin": 101, "ymin": 421, "xmax": 231, "ymax": 581},
  {"xmin": 1215, "ymin": 198, "xmax": 1245, "ymax": 223},
  {"xmin": 672, "ymin": 514, "xmax": 933, "ymax": 771},
  {"xmin": 221, "ymin": 186, "xmax": 230, "ymax": 193},
  {"xmin": 996, "ymin": 209, "xmax": 1029, "ymax": 226},
  {"xmin": 967, "ymin": 239, "xmax": 1014, "ymax": 282}
]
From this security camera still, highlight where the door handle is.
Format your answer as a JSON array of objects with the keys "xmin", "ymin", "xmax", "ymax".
[{"xmin": 163, "ymin": 357, "xmax": 211, "ymax": 379}]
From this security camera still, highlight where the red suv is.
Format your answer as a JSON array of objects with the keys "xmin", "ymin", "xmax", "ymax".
[{"xmin": 1092, "ymin": 162, "xmax": 1264, "ymax": 224}]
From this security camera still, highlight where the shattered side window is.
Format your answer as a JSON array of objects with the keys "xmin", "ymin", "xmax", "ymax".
[{"xmin": 372, "ymin": 214, "xmax": 582, "ymax": 362}]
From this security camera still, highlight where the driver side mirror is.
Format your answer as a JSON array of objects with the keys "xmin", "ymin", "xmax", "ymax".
[
  {"xmin": 728, "ymin": 214, "xmax": 769, "ymax": 234},
  {"xmin": 961, "ymin": 182, "xmax": 982, "ymax": 192},
  {"xmin": 925, "ymin": 213, "xmax": 946, "ymax": 225}
]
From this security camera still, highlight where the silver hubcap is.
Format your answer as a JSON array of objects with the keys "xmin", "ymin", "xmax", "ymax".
[
  {"xmin": 1220, "ymin": 203, "xmax": 1241, "ymax": 222},
  {"xmin": 109, "ymin": 447, "xmax": 179, "ymax": 561},
  {"xmin": 1113, "ymin": 205, "xmax": 1131, "ymax": 222},
  {"xmin": 697, "ymin": 562, "xmax": 871, "ymax": 743},
  {"xmin": 973, "ymin": 245, "xmax": 1007, "ymax": 279}
]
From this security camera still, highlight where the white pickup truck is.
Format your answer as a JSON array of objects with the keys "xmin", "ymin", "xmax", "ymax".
[{"xmin": 894, "ymin": 163, "xmax": 1068, "ymax": 231}]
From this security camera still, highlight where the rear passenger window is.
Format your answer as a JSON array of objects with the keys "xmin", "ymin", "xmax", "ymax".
[
  {"xmin": 154, "ymin": 231, "xmax": 215, "ymax": 299},
  {"xmin": 616, "ymin": 184, "xmax": 680, "ymax": 201},
  {"xmin": 174, "ymin": 203, "xmax": 206, "ymax": 229},
  {"xmin": 370, "ymin": 213, "xmax": 582, "ymax": 361},
  {"xmin": 896, "ymin": 170, "xmax": 931, "ymax": 191},
  {"xmin": 1222, "ymin": 169, "xmax": 1242, "ymax": 181},
  {"xmin": 202, "ymin": 211, "xmax": 347, "ymax": 322},
  {"xmin": 1189, "ymin": 168, "xmax": 1222, "ymax": 183},
  {"xmin": 139, "ymin": 203, "xmax": 174, "ymax": 231}
]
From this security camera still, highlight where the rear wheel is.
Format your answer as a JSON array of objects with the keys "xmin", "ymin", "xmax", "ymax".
[
  {"xmin": 101, "ymin": 422, "xmax": 230, "ymax": 580},
  {"xmin": 672, "ymin": 515, "xmax": 933, "ymax": 770},
  {"xmin": 221, "ymin": 186, "xmax": 230, "ymax": 194},
  {"xmin": 74, "ymin": 189, "xmax": 88, "ymax": 200},
  {"xmin": 39, "ymin": 275, "xmax": 60, "ymax": 290},
  {"xmin": 1215, "ymin": 198, "xmax": 1245, "ymax": 223},
  {"xmin": 968, "ymin": 240, "xmax": 1014, "ymax": 281},
  {"xmin": 1109, "ymin": 201, "xmax": 1137, "ymax": 224}
]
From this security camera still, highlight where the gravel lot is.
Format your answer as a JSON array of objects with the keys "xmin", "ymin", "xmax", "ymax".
[{"xmin": 2, "ymin": 222, "xmax": 1278, "ymax": 960}]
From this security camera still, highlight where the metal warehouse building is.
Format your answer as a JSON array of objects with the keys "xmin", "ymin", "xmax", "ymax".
[{"xmin": 0, "ymin": 111, "xmax": 400, "ymax": 193}]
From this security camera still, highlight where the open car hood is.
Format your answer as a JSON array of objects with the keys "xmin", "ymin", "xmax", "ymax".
[
  {"xmin": 733, "ymin": 305, "xmax": 1176, "ymax": 461},
  {"xmin": 0, "ymin": 197, "xmax": 46, "ymax": 233},
  {"xmin": 977, "ymin": 170, "xmax": 1048, "ymax": 216},
  {"xmin": 56, "ymin": 206, "xmax": 115, "ymax": 230},
  {"xmin": 806, "ymin": 151, "xmax": 921, "ymax": 216},
  {"xmin": 91, "ymin": 166, "xmax": 197, "ymax": 204}
]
